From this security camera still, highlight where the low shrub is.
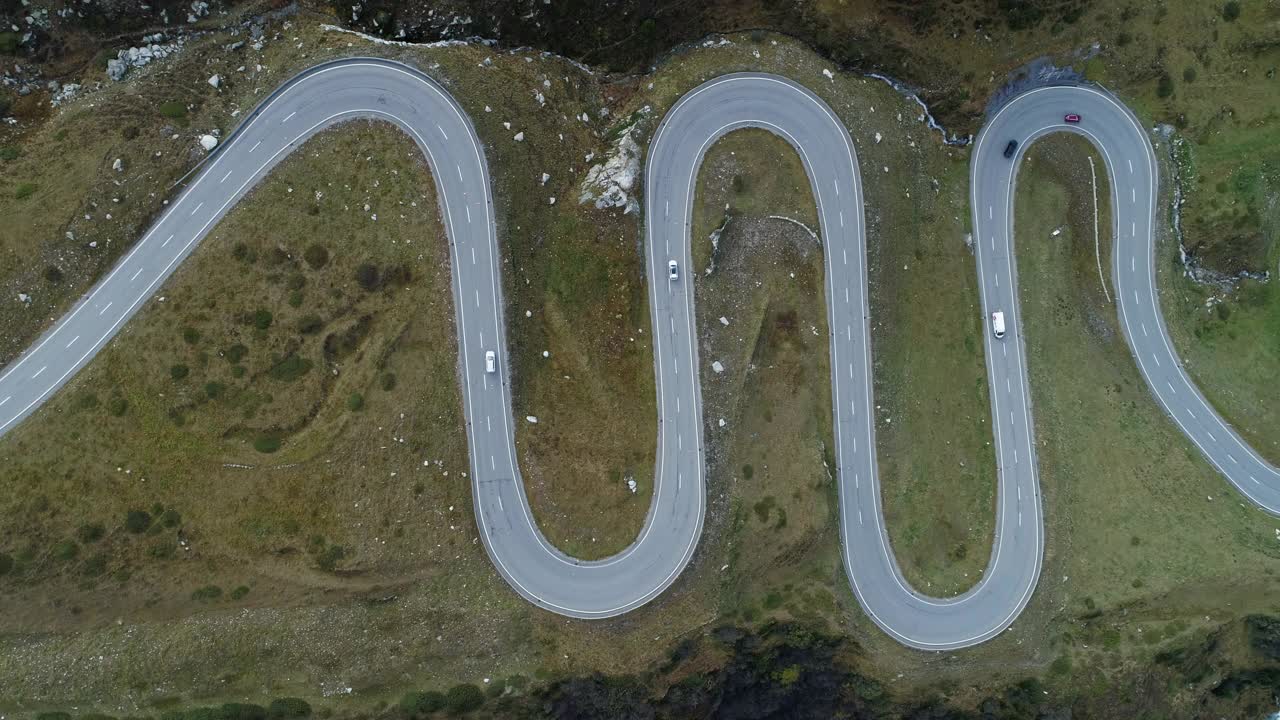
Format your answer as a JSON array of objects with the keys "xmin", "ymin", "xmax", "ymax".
[{"xmin": 124, "ymin": 509, "xmax": 153, "ymax": 533}]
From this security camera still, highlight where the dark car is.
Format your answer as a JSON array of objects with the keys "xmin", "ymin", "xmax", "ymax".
[
  {"xmin": 1064, "ymin": 113, "xmax": 1082, "ymax": 123},
  {"xmin": 1003, "ymin": 140, "xmax": 1018, "ymax": 159}
]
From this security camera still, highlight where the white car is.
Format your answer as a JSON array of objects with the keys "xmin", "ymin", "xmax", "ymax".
[
  {"xmin": 485, "ymin": 350, "xmax": 497, "ymax": 373},
  {"xmin": 668, "ymin": 260, "xmax": 679, "ymax": 280},
  {"xmin": 991, "ymin": 311, "xmax": 1006, "ymax": 339}
]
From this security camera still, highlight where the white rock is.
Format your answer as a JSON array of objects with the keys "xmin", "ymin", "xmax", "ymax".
[
  {"xmin": 718, "ymin": 316, "xmax": 729, "ymax": 326},
  {"xmin": 627, "ymin": 478, "xmax": 638, "ymax": 493},
  {"xmin": 548, "ymin": 197, "xmax": 555, "ymax": 205},
  {"xmin": 503, "ymin": 121, "xmax": 511, "ymax": 130},
  {"xmin": 199, "ymin": 134, "xmax": 217, "ymax": 151},
  {"xmin": 1051, "ymin": 227, "xmax": 1062, "ymax": 237},
  {"xmin": 525, "ymin": 310, "xmax": 532, "ymax": 317},
  {"xmin": 112, "ymin": 158, "xmax": 123, "ymax": 172},
  {"xmin": 207, "ymin": 74, "xmax": 220, "ymax": 89},
  {"xmin": 542, "ymin": 350, "xmax": 550, "ymax": 358},
  {"xmin": 484, "ymin": 105, "xmax": 492, "ymax": 112},
  {"xmin": 17, "ymin": 293, "xmax": 31, "ymax": 303},
  {"xmin": 526, "ymin": 415, "xmax": 538, "ymax": 424},
  {"xmin": 874, "ymin": 132, "xmax": 882, "ymax": 144},
  {"xmin": 712, "ymin": 361, "xmax": 725, "ymax": 374},
  {"xmin": 540, "ymin": 172, "xmax": 550, "ymax": 185},
  {"xmin": 822, "ymin": 68, "xmax": 834, "ymax": 80},
  {"xmin": 718, "ymin": 418, "xmax": 726, "ymax": 427},
  {"xmin": 513, "ymin": 131, "xmax": 524, "ymax": 142}
]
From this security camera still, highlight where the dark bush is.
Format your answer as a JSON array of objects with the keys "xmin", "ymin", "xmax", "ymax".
[
  {"xmin": 400, "ymin": 690, "xmax": 446, "ymax": 716},
  {"xmin": 0, "ymin": 145, "xmax": 18, "ymax": 161},
  {"xmin": 53, "ymin": 539, "xmax": 80, "ymax": 561},
  {"xmin": 230, "ymin": 585, "xmax": 251, "ymax": 600},
  {"xmin": 445, "ymin": 684, "xmax": 485, "ymax": 715},
  {"xmin": 125, "ymin": 509, "xmax": 153, "ymax": 533},
  {"xmin": 303, "ymin": 244, "xmax": 329, "ymax": 269},
  {"xmin": 15, "ymin": 182, "xmax": 37, "ymax": 200},
  {"xmin": 297, "ymin": 314, "xmax": 324, "ymax": 335},
  {"xmin": 286, "ymin": 273, "xmax": 306, "ymax": 291},
  {"xmin": 254, "ymin": 435, "xmax": 281, "ymax": 453},
  {"xmin": 219, "ymin": 704, "xmax": 267, "ymax": 720},
  {"xmin": 0, "ymin": 552, "xmax": 12, "ymax": 575},
  {"xmin": 1183, "ymin": 66, "xmax": 1197, "ymax": 83},
  {"xmin": 287, "ymin": 291, "xmax": 304, "ymax": 308},
  {"xmin": 160, "ymin": 508, "xmax": 182, "ymax": 528},
  {"xmin": 108, "ymin": 396, "xmax": 128, "ymax": 417},
  {"xmin": 77, "ymin": 522, "xmax": 106, "ymax": 543},
  {"xmin": 383, "ymin": 263, "xmax": 413, "ymax": 289},
  {"xmin": 1156, "ymin": 73, "xmax": 1175, "ymax": 98},
  {"xmin": 347, "ymin": 393, "xmax": 365, "ymax": 411},
  {"xmin": 354, "ymin": 263, "xmax": 381, "ymax": 291},
  {"xmin": 251, "ymin": 309, "xmax": 273, "ymax": 330},
  {"xmin": 0, "ymin": 32, "xmax": 17, "ymax": 55},
  {"xmin": 44, "ymin": 265, "xmax": 64, "ymax": 283},
  {"xmin": 1246, "ymin": 615, "xmax": 1280, "ymax": 660},
  {"xmin": 158, "ymin": 100, "xmax": 187, "ymax": 119},
  {"xmin": 122, "ymin": 125, "xmax": 140, "ymax": 140},
  {"xmin": 316, "ymin": 544, "xmax": 345, "ymax": 571},
  {"xmin": 205, "ymin": 381, "xmax": 226, "ymax": 399},
  {"xmin": 225, "ymin": 344, "xmax": 249, "ymax": 364},
  {"xmin": 183, "ymin": 327, "xmax": 201, "ymax": 344},
  {"xmin": 266, "ymin": 697, "xmax": 311, "ymax": 719},
  {"xmin": 232, "ymin": 242, "xmax": 256, "ymax": 264},
  {"xmin": 1223, "ymin": 1, "xmax": 1240, "ymax": 21},
  {"xmin": 268, "ymin": 353, "xmax": 313, "ymax": 382},
  {"xmin": 170, "ymin": 364, "xmax": 190, "ymax": 380},
  {"xmin": 380, "ymin": 372, "xmax": 397, "ymax": 391}
]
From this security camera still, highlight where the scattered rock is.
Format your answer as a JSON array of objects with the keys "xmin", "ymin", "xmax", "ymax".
[
  {"xmin": 822, "ymin": 68, "xmax": 834, "ymax": 80},
  {"xmin": 540, "ymin": 172, "xmax": 550, "ymax": 185},
  {"xmin": 626, "ymin": 478, "xmax": 637, "ymax": 493},
  {"xmin": 513, "ymin": 131, "xmax": 524, "ymax": 142},
  {"xmin": 112, "ymin": 158, "xmax": 123, "ymax": 172},
  {"xmin": 17, "ymin": 293, "xmax": 31, "ymax": 304},
  {"xmin": 525, "ymin": 416, "xmax": 538, "ymax": 424},
  {"xmin": 207, "ymin": 74, "xmax": 221, "ymax": 89},
  {"xmin": 718, "ymin": 418, "xmax": 726, "ymax": 427},
  {"xmin": 711, "ymin": 361, "xmax": 725, "ymax": 374},
  {"xmin": 199, "ymin": 134, "xmax": 218, "ymax": 152},
  {"xmin": 718, "ymin": 316, "xmax": 729, "ymax": 326},
  {"xmin": 874, "ymin": 132, "xmax": 882, "ymax": 144}
]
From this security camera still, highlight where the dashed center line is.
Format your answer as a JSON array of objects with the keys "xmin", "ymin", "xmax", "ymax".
[
  {"xmin": 32, "ymin": 366, "xmax": 46, "ymax": 379},
  {"xmin": 220, "ymin": 169, "xmax": 234, "ymax": 183},
  {"xmin": 65, "ymin": 335, "xmax": 79, "ymax": 349},
  {"xmin": 98, "ymin": 302, "xmax": 113, "ymax": 316},
  {"xmin": 130, "ymin": 267, "xmax": 145, "ymax": 282},
  {"xmin": 282, "ymin": 110, "xmax": 297, "ymax": 123},
  {"xmin": 190, "ymin": 202, "xmax": 204, "ymax": 216},
  {"xmin": 250, "ymin": 140, "xmax": 262, "ymax": 153},
  {"xmin": 437, "ymin": 123, "xmax": 449, "ymax": 140}
]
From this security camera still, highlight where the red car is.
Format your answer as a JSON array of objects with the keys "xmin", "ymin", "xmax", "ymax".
[{"xmin": 1064, "ymin": 113, "xmax": 1082, "ymax": 123}]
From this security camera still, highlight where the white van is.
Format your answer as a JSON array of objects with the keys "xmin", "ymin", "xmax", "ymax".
[
  {"xmin": 991, "ymin": 311, "xmax": 1006, "ymax": 339},
  {"xmin": 485, "ymin": 350, "xmax": 497, "ymax": 373}
]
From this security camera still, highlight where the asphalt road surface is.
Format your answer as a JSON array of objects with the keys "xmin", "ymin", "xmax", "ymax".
[{"xmin": 1, "ymin": 58, "xmax": 1276, "ymax": 650}]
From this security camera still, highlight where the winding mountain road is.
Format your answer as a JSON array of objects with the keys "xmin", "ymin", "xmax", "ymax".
[{"xmin": 2, "ymin": 57, "xmax": 1276, "ymax": 650}]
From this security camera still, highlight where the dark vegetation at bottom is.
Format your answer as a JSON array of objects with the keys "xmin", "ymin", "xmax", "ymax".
[{"xmin": 27, "ymin": 615, "xmax": 1280, "ymax": 719}]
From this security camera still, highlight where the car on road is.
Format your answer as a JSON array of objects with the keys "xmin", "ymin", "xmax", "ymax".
[
  {"xmin": 1064, "ymin": 113, "xmax": 1082, "ymax": 123},
  {"xmin": 991, "ymin": 311, "xmax": 1006, "ymax": 339},
  {"xmin": 485, "ymin": 350, "xmax": 497, "ymax": 373},
  {"xmin": 669, "ymin": 260, "xmax": 679, "ymax": 280},
  {"xmin": 1003, "ymin": 140, "xmax": 1017, "ymax": 159}
]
